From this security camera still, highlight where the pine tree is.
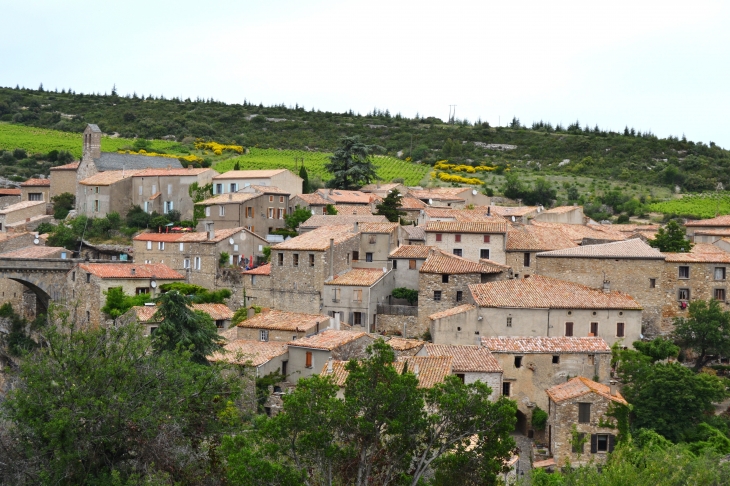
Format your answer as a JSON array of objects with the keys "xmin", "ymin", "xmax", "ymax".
[
  {"xmin": 375, "ymin": 189, "xmax": 405, "ymax": 222},
  {"xmin": 324, "ymin": 136, "xmax": 380, "ymax": 190}
]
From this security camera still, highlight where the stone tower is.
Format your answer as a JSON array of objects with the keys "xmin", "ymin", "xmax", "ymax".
[{"xmin": 82, "ymin": 124, "xmax": 102, "ymax": 160}]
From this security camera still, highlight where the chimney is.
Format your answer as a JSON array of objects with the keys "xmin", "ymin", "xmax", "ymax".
[
  {"xmin": 206, "ymin": 221, "xmax": 215, "ymax": 240},
  {"xmin": 329, "ymin": 238, "xmax": 335, "ymax": 279},
  {"xmin": 487, "ymin": 206, "xmax": 491, "ymax": 216},
  {"xmin": 413, "ymin": 363, "xmax": 420, "ymax": 377},
  {"xmin": 131, "ymin": 267, "xmax": 136, "ymax": 275},
  {"xmin": 327, "ymin": 357, "xmax": 333, "ymax": 373},
  {"xmin": 602, "ymin": 279, "xmax": 611, "ymax": 293},
  {"xmin": 247, "ymin": 307, "xmax": 255, "ymax": 319},
  {"xmin": 354, "ymin": 221, "xmax": 359, "ymax": 232},
  {"xmin": 334, "ymin": 313, "xmax": 341, "ymax": 330},
  {"xmin": 609, "ymin": 380, "xmax": 618, "ymax": 397}
]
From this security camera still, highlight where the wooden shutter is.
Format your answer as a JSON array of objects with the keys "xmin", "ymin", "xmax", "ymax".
[
  {"xmin": 565, "ymin": 322, "xmax": 574, "ymax": 336},
  {"xmin": 305, "ymin": 351, "xmax": 312, "ymax": 368},
  {"xmin": 590, "ymin": 434, "xmax": 598, "ymax": 453},
  {"xmin": 608, "ymin": 434, "xmax": 616, "ymax": 452}
]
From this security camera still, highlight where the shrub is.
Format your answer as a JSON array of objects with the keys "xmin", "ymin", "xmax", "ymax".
[
  {"xmin": 392, "ymin": 287, "xmax": 418, "ymax": 305},
  {"xmin": 532, "ymin": 406, "xmax": 548, "ymax": 431}
]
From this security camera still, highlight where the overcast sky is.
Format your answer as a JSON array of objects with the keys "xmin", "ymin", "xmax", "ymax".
[{"xmin": 2, "ymin": 1, "xmax": 729, "ymax": 146}]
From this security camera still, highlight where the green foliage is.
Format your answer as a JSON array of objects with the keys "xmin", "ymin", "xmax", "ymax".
[
  {"xmin": 255, "ymin": 371, "xmax": 286, "ymax": 412},
  {"xmin": 101, "ymin": 286, "xmax": 151, "ymax": 319},
  {"xmin": 45, "ymin": 222, "xmax": 79, "ymax": 250},
  {"xmin": 392, "ymin": 287, "xmax": 418, "ymax": 305},
  {"xmin": 325, "ymin": 203, "xmax": 337, "ymax": 215},
  {"xmin": 285, "ymin": 207, "xmax": 312, "ymax": 231},
  {"xmin": 502, "ymin": 173, "xmax": 556, "ymax": 205},
  {"xmin": 148, "ymin": 214, "xmax": 169, "ymax": 230},
  {"xmin": 51, "ymin": 191, "xmax": 74, "ymax": 219},
  {"xmin": 0, "ymin": 303, "xmax": 39, "ymax": 356},
  {"xmin": 649, "ymin": 193, "xmax": 730, "ymax": 219},
  {"xmin": 299, "ymin": 164, "xmax": 311, "ymax": 193},
  {"xmin": 673, "ymin": 299, "xmax": 730, "ymax": 370},
  {"xmin": 649, "ymin": 220, "xmax": 692, "ymax": 252},
  {"xmin": 219, "ymin": 251, "xmax": 230, "ymax": 266},
  {"xmin": 632, "ymin": 337, "xmax": 680, "ymax": 363},
  {"xmin": 158, "ymin": 282, "xmax": 232, "ymax": 304},
  {"xmin": 375, "ymin": 188, "xmax": 405, "ymax": 222},
  {"xmin": 325, "ymin": 135, "xmax": 380, "ymax": 190},
  {"xmin": 188, "ymin": 182, "xmax": 213, "ymax": 223},
  {"xmin": 125, "ymin": 204, "xmax": 150, "ymax": 229},
  {"xmin": 532, "ymin": 406, "xmax": 548, "ymax": 431},
  {"xmin": 231, "ymin": 305, "xmax": 262, "ymax": 326},
  {"xmin": 262, "ymin": 246, "xmax": 271, "ymax": 263}
]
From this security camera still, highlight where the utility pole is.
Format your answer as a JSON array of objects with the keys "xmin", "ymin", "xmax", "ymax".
[{"xmin": 448, "ymin": 105, "xmax": 457, "ymax": 124}]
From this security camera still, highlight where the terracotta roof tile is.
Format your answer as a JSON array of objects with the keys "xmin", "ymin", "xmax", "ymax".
[
  {"xmin": 214, "ymin": 169, "xmax": 290, "ymax": 179},
  {"xmin": 20, "ymin": 178, "xmax": 51, "ymax": 187},
  {"xmin": 208, "ymin": 339, "xmax": 288, "ymax": 367},
  {"xmin": 133, "ymin": 227, "xmax": 247, "ymax": 243},
  {"xmin": 469, "ymin": 275, "xmax": 642, "ymax": 310},
  {"xmin": 326, "ymin": 268, "xmax": 387, "ymax": 286},
  {"xmin": 400, "ymin": 196, "xmax": 428, "ymax": 209},
  {"xmin": 685, "ymin": 215, "xmax": 730, "ymax": 227},
  {"xmin": 317, "ymin": 189, "xmax": 372, "ymax": 204},
  {"xmin": 429, "ymin": 304, "xmax": 476, "ymax": 320},
  {"xmin": 386, "ymin": 337, "xmax": 426, "ymax": 351},
  {"xmin": 544, "ymin": 206, "xmax": 582, "ymax": 214},
  {"xmin": 409, "ymin": 188, "xmax": 468, "ymax": 201},
  {"xmin": 390, "ymin": 245, "xmax": 432, "ymax": 259},
  {"xmin": 321, "ymin": 355, "xmax": 453, "ymax": 388},
  {"xmin": 334, "ymin": 205, "xmax": 374, "ymax": 215},
  {"xmin": 420, "ymin": 249, "xmax": 506, "ymax": 274},
  {"xmin": 664, "ymin": 243, "xmax": 730, "ymax": 263},
  {"xmin": 403, "ymin": 225, "xmax": 426, "ymax": 240},
  {"xmin": 0, "ymin": 200, "xmax": 46, "ymax": 214},
  {"xmin": 0, "ymin": 189, "xmax": 20, "ymax": 195},
  {"xmin": 293, "ymin": 193, "xmax": 330, "ymax": 205},
  {"xmin": 694, "ymin": 229, "xmax": 730, "ymax": 236},
  {"xmin": 546, "ymin": 376, "xmax": 627, "ymax": 405},
  {"xmin": 530, "ymin": 221, "xmax": 628, "ymax": 244},
  {"xmin": 50, "ymin": 161, "xmax": 80, "ymax": 170},
  {"xmin": 481, "ymin": 336, "xmax": 612, "ymax": 354},
  {"xmin": 79, "ymin": 263, "xmax": 184, "ymax": 279},
  {"xmin": 490, "ymin": 206, "xmax": 539, "ymax": 217},
  {"xmin": 80, "ymin": 170, "xmax": 141, "ymax": 186},
  {"xmin": 197, "ymin": 192, "xmax": 261, "ymax": 205},
  {"xmin": 288, "ymin": 329, "xmax": 366, "ymax": 349},
  {"xmin": 424, "ymin": 343, "xmax": 503, "ymax": 373},
  {"xmin": 360, "ymin": 183, "xmax": 403, "ymax": 192},
  {"xmin": 507, "ymin": 225, "xmax": 578, "ymax": 251},
  {"xmin": 242, "ymin": 263, "xmax": 271, "ymax": 275},
  {"xmin": 132, "ymin": 168, "xmax": 214, "ymax": 177},
  {"xmin": 273, "ymin": 225, "xmax": 357, "ymax": 251},
  {"xmin": 131, "ymin": 303, "xmax": 233, "ymax": 323},
  {"xmin": 237, "ymin": 309, "xmax": 329, "ymax": 332},
  {"xmin": 250, "ymin": 185, "xmax": 289, "ymax": 194},
  {"xmin": 537, "ymin": 238, "xmax": 664, "ymax": 259},
  {"xmin": 358, "ymin": 222, "xmax": 399, "ymax": 233},
  {"xmin": 300, "ymin": 214, "xmax": 388, "ymax": 228},
  {"xmin": 425, "ymin": 220, "xmax": 507, "ymax": 234},
  {"xmin": 0, "ymin": 246, "xmax": 66, "ymax": 258}
]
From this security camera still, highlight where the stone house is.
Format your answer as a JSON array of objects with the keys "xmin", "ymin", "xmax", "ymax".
[
  {"xmin": 122, "ymin": 302, "xmax": 234, "ymax": 335},
  {"xmin": 694, "ymin": 229, "xmax": 730, "ymax": 244},
  {"xmin": 290, "ymin": 192, "xmax": 330, "ymax": 215},
  {"xmin": 241, "ymin": 263, "xmax": 273, "ymax": 308},
  {"xmin": 424, "ymin": 220, "xmax": 508, "ymax": 264},
  {"xmin": 355, "ymin": 222, "xmax": 401, "ymax": 266},
  {"xmin": 268, "ymin": 225, "xmax": 360, "ymax": 314},
  {"xmin": 418, "ymin": 249, "xmax": 508, "ymax": 336},
  {"xmin": 398, "ymin": 196, "xmax": 428, "ymax": 223},
  {"xmin": 131, "ymin": 168, "xmax": 217, "ymax": 220},
  {"xmin": 0, "ymin": 201, "xmax": 48, "ymax": 232},
  {"xmin": 529, "ymin": 221, "xmax": 628, "ymax": 246},
  {"xmin": 481, "ymin": 337, "xmax": 612, "ymax": 436},
  {"xmin": 20, "ymin": 178, "xmax": 50, "ymax": 202},
  {"xmin": 0, "ymin": 245, "xmax": 67, "ymax": 259},
  {"xmin": 133, "ymin": 226, "xmax": 265, "ymax": 290},
  {"xmin": 506, "ymin": 224, "xmax": 577, "ymax": 278},
  {"xmin": 49, "ymin": 161, "xmax": 79, "ymax": 200},
  {"xmin": 389, "ymin": 245, "xmax": 431, "ymax": 291},
  {"xmin": 209, "ymin": 338, "xmax": 289, "ymax": 380},
  {"xmin": 429, "ymin": 275, "xmax": 642, "ymax": 347},
  {"xmin": 212, "ymin": 169, "xmax": 302, "ymax": 197},
  {"xmin": 490, "ymin": 206, "xmax": 540, "ymax": 224},
  {"xmin": 323, "ymin": 267, "xmax": 395, "ymax": 331},
  {"xmin": 287, "ymin": 330, "xmax": 375, "ymax": 383},
  {"xmin": 0, "ymin": 189, "xmax": 21, "ymax": 207},
  {"xmin": 409, "ymin": 187, "xmax": 491, "ymax": 208},
  {"xmin": 384, "ymin": 337, "xmax": 426, "ymax": 357},
  {"xmin": 534, "ymin": 206, "xmax": 585, "ymax": 225},
  {"xmin": 402, "ymin": 225, "xmax": 426, "ymax": 245},
  {"xmin": 233, "ymin": 309, "xmax": 331, "ymax": 343},
  {"xmin": 197, "ymin": 187, "xmax": 289, "ymax": 235},
  {"xmin": 547, "ymin": 377, "xmax": 627, "ymax": 466},
  {"xmin": 315, "ymin": 188, "xmax": 375, "ymax": 209},
  {"xmin": 359, "ymin": 182, "xmax": 408, "ymax": 198},
  {"xmin": 416, "ymin": 343, "xmax": 503, "ymax": 400},
  {"xmin": 67, "ymin": 263, "xmax": 184, "ymax": 327},
  {"xmin": 78, "ymin": 170, "xmax": 139, "ymax": 218},
  {"xmin": 685, "ymin": 215, "xmax": 730, "ymax": 242},
  {"xmin": 299, "ymin": 214, "xmax": 388, "ymax": 233}
]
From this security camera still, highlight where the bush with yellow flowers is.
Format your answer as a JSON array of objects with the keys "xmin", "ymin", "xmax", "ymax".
[{"xmin": 194, "ymin": 139, "xmax": 243, "ymax": 154}]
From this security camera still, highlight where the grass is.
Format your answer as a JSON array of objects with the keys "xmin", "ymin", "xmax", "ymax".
[{"xmin": 648, "ymin": 193, "xmax": 730, "ymax": 219}]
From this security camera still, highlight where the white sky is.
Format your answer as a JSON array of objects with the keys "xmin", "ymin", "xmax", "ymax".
[{"xmin": 2, "ymin": 0, "xmax": 729, "ymax": 146}]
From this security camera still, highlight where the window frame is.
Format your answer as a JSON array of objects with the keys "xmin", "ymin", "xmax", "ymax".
[
  {"xmin": 435, "ymin": 233, "xmax": 442, "ymax": 242},
  {"xmin": 278, "ymin": 253, "xmax": 284, "ymax": 266},
  {"xmin": 483, "ymin": 234, "xmax": 490, "ymax": 243},
  {"xmin": 442, "ymin": 274, "xmax": 449, "ymax": 284},
  {"xmin": 565, "ymin": 321, "xmax": 574, "ymax": 337},
  {"xmin": 456, "ymin": 290, "xmax": 463, "ymax": 302},
  {"xmin": 616, "ymin": 322, "xmax": 625, "ymax": 337},
  {"xmin": 590, "ymin": 322, "xmax": 599, "ymax": 336},
  {"xmin": 452, "ymin": 248, "xmax": 462, "ymax": 257},
  {"xmin": 305, "ymin": 351, "xmax": 313, "ymax": 368},
  {"xmin": 578, "ymin": 402, "xmax": 591, "ymax": 423},
  {"xmin": 409, "ymin": 259, "xmax": 416, "ymax": 270},
  {"xmin": 678, "ymin": 288, "xmax": 690, "ymax": 301},
  {"xmin": 715, "ymin": 267, "xmax": 727, "ymax": 281},
  {"xmin": 433, "ymin": 290, "xmax": 442, "ymax": 301},
  {"xmin": 260, "ymin": 330, "xmax": 269, "ymax": 342},
  {"xmin": 715, "ymin": 288, "xmax": 726, "ymax": 301},
  {"xmin": 524, "ymin": 252, "xmax": 531, "ymax": 267},
  {"xmin": 507, "ymin": 316, "xmax": 512, "ymax": 327},
  {"xmin": 480, "ymin": 249, "xmax": 490, "ymax": 259},
  {"xmin": 678, "ymin": 265, "xmax": 690, "ymax": 279},
  {"xmin": 455, "ymin": 234, "xmax": 461, "ymax": 243}
]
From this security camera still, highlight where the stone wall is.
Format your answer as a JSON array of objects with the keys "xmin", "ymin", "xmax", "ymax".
[
  {"xmin": 418, "ymin": 272, "xmax": 482, "ymax": 332},
  {"xmin": 375, "ymin": 314, "xmax": 420, "ymax": 338},
  {"xmin": 50, "ymin": 168, "xmax": 77, "ymax": 200},
  {"xmin": 425, "ymin": 232, "xmax": 506, "ymax": 264},
  {"xmin": 21, "ymin": 186, "xmax": 50, "ymax": 202},
  {"xmin": 506, "ymin": 251, "xmax": 540, "ymax": 278},
  {"xmin": 0, "ymin": 201, "xmax": 46, "ymax": 230}
]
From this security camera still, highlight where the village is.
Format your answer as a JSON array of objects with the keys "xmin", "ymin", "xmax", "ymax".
[{"xmin": 1, "ymin": 123, "xmax": 729, "ymax": 480}]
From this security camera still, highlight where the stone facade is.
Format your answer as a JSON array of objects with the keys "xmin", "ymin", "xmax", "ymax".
[
  {"xmin": 425, "ymin": 231, "xmax": 507, "ymax": 264},
  {"xmin": 375, "ymin": 314, "xmax": 419, "ymax": 338},
  {"xmin": 419, "ymin": 272, "xmax": 485, "ymax": 337},
  {"xmin": 20, "ymin": 181, "xmax": 50, "ymax": 202},
  {"xmin": 323, "ymin": 269, "xmax": 395, "ymax": 332},
  {"xmin": 0, "ymin": 201, "xmax": 47, "ymax": 232},
  {"xmin": 212, "ymin": 169, "xmax": 303, "ymax": 198},
  {"xmin": 49, "ymin": 163, "xmax": 79, "ymax": 200},
  {"xmin": 287, "ymin": 332, "xmax": 375, "ymax": 383},
  {"xmin": 534, "ymin": 206, "xmax": 585, "ymax": 224},
  {"xmin": 198, "ymin": 190, "xmax": 289, "ymax": 235},
  {"xmin": 131, "ymin": 169, "xmax": 217, "ymax": 221},
  {"xmin": 78, "ymin": 175, "xmax": 135, "ymax": 218}
]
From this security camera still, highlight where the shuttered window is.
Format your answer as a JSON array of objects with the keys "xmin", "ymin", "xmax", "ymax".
[
  {"xmin": 565, "ymin": 322, "xmax": 574, "ymax": 337},
  {"xmin": 305, "ymin": 351, "xmax": 312, "ymax": 368},
  {"xmin": 616, "ymin": 322, "xmax": 625, "ymax": 337},
  {"xmin": 578, "ymin": 403, "xmax": 591, "ymax": 423}
]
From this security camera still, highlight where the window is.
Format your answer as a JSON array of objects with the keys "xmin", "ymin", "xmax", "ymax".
[
  {"xmin": 716, "ymin": 267, "xmax": 726, "ymax": 280},
  {"xmin": 278, "ymin": 208, "xmax": 284, "ymax": 219},
  {"xmin": 179, "ymin": 242, "xmax": 184, "ymax": 252},
  {"xmin": 409, "ymin": 259, "xmax": 416, "ymax": 270},
  {"xmin": 502, "ymin": 382, "xmax": 511, "ymax": 396},
  {"xmin": 194, "ymin": 256, "xmax": 201, "ymax": 270},
  {"xmin": 572, "ymin": 433, "xmax": 586, "ymax": 453},
  {"xmin": 164, "ymin": 201, "xmax": 173, "ymax": 213},
  {"xmin": 167, "ymin": 184, "xmax": 172, "ymax": 195},
  {"xmin": 95, "ymin": 186, "xmax": 100, "ymax": 194},
  {"xmin": 72, "ymin": 271, "xmax": 75, "ymax": 281},
  {"xmin": 146, "ymin": 241, "xmax": 152, "ymax": 250},
  {"xmin": 678, "ymin": 288, "xmax": 690, "ymax": 301},
  {"xmin": 353, "ymin": 251, "xmax": 359, "ymax": 261},
  {"xmin": 151, "ymin": 184, "xmax": 156, "ymax": 194},
  {"xmin": 215, "ymin": 183, "xmax": 223, "ymax": 194},
  {"xmin": 593, "ymin": 434, "xmax": 612, "ymax": 453},
  {"xmin": 453, "ymin": 249, "xmax": 462, "ymax": 257},
  {"xmin": 305, "ymin": 351, "xmax": 313, "ymax": 368},
  {"xmin": 552, "ymin": 355, "xmax": 560, "ymax": 364},
  {"xmin": 86, "ymin": 273, "xmax": 91, "ymax": 283},
  {"xmin": 139, "ymin": 185, "xmax": 143, "ymax": 195},
  {"xmin": 293, "ymin": 253, "xmax": 299, "ymax": 267},
  {"xmin": 268, "ymin": 208, "xmax": 274, "ymax": 219},
  {"xmin": 184, "ymin": 258, "xmax": 190, "ymax": 269},
  {"xmin": 578, "ymin": 403, "xmax": 591, "ymax": 423},
  {"xmin": 219, "ymin": 205, "xmax": 225, "ymax": 216},
  {"xmin": 353, "ymin": 289, "xmax": 362, "ymax": 302},
  {"xmin": 455, "ymin": 234, "xmax": 461, "ymax": 243},
  {"xmin": 524, "ymin": 253, "xmax": 531, "ymax": 267},
  {"xmin": 246, "ymin": 207, "xmax": 253, "ymax": 218},
  {"xmin": 436, "ymin": 233, "xmax": 442, "ymax": 242},
  {"xmin": 269, "ymin": 195, "xmax": 274, "ymax": 202},
  {"xmin": 565, "ymin": 322, "xmax": 574, "ymax": 337},
  {"xmin": 483, "ymin": 235, "xmax": 490, "ymax": 243},
  {"xmin": 353, "ymin": 312, "xmax": 362, "ymax": 325},
  {"xmin": 514, "ymin": 356, "xmax": 523, "ymax": 368},
  {"xmin": 205, "ymin": 206, "xmax": 211, "ymax": 217},
  {"xmin": 590, "ymin": 322, "xmax": 599, "ymax": 336},
  {"xmin": 392, "ymin": 259, "xmax": 397, "ymax": 269},
  {"xmin": 135, "ymin": 287, "xmax": 149, "ymax": 295},
  {"xmin": 617, "ymin": 322, "xmax": 625, "ymax": 337},
  {"xmin": 280, "ymin": 196, "xmax": 285, "ymax": 203},
  {"xmin": 588, "ymin": 354, "xmax": 595, "ymax": 365},
  {"xmin": 442, "ymin": 274, "xmax": 449, "ymax": 283},
  {"xmin": 230, "ymin": 183, "xmax": 238, "ymax": 193},
  {"xmin": 433, "ymin": 290, "xmax": 442, "ymax": 301},
  {"xmin": 366, "ymin": 252, "xmax": 373, "ymax": 262},
  {"xmin": 649, "ymin": 278, "xmax": 656, "ymax": 288},
  {"xmin": 28, "ymin": 193, "xmax": 43, "ymax": 201},
  {"xmin": 260, "ymin": 330, "xmax": 269, "ymax": 342},
  {"xmin": 309, "ymin": 254, "xmax": 315, "ymax": 267},
  {"xmin": 480, "ymin": 249, "xmax": 490, "ymax": 259},
  {"xmin": 456, "ymin": 290, "xmax": 463, "ymax": 302},
  {"xmin": 333, "ymin": 288, "xmax": 341, "ymax": 302},
  {"xmin": 715, "ymin": 288, "xmax": 726, "ymax": 301},
  {"xmin": 679, "ymin": 266, "xmax": 689, "ymax": 279},
  {"xmin": 93, "ymin": 200, "xmax": 100, "ymax": 212},
  {"xmin": 158, "ymin": 242, "xmax": 165, "ymax": 250},
  {"xmin": 507, "ymin": 317, "xmax": 512, "ymax": 327},
  {"xmin": 278, "ymin": 253, "xmax": 284, "ymax": 266}
]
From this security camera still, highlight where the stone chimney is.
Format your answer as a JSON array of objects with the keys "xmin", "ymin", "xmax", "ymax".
[
  {"xmin": 247, "ymin": 307, "xmax": 255, "ymax": 319},
  {"xmin": 602, "ymin": 279, "xmax": 611, "ymax": 293},
  {"xmin": 131, "ymin": 267, "xmax": 136, "ymax": 275},
  {"xmin": 487, "ymin": 206, "xmax": 491, "ymax": 216},
  {"xmin": 205, "ymin": 221, "xmax": 215, "ymax": 240},
  {"xmin": 327, "ymin": 357, "xmax": 333, "ymax": 373},
  {"xmin": 609, "ymin": 380, "xmax": 618, "ymax": 397}
]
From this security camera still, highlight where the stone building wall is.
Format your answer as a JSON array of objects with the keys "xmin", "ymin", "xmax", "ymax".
[
  {"xmin": 506, "ymin": 251, "xmax": 540, "ymax": 278},
  {"xmin": 50, "ymin": 168, "xmax": 78, "ymax": 200},
  {"xmin": 0, "ymin": 194, "xmax": 21, "ymax": 208},
  {"xmin": 243, "ymin": 273, "xmax": 274, "ymax": 308},
  {"xmin": 235, "ymin": 324, "xmax": 318, "ymax": 342},
  {"xmin": 463, "ymin": 371, "xmax": 503, "ymax": 401},
  {"xmin": 418, "ymin": 272, "xmax": 482, "ymax": 332},
  {"xmin": 0, "ymin": 201, "xmax": 46, "ymax": 230},
  {"xmin": 21, "ymin": 186, "xmax": 50, "ymax": 202},
  {"xmin": 425, "ymin": 232, "xmax": 506, "ymax": 264},
  {"xmin": 375, "ymin": 314, "xmax": 420, "ymax": 338}
]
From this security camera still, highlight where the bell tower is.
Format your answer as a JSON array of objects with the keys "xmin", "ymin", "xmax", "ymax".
[{"xmin": 83, "ymin": 124, "xmax": 102, "ymax": 159}]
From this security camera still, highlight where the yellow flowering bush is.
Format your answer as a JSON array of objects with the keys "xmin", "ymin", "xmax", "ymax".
[
  {"xmin": 437, "ymin": 172, "xmax": 483, "ymax": 185},
  {"xmin": 435, "ymin": 161, "xmax": 494, "ymax": 173},
  {"xmin": 194, "ymin": 140, "xmax": 243, "ymax": 154}
]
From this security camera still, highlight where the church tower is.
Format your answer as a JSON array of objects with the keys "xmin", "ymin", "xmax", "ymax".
[{"xmin": 82, "ymin": 123, "xmax": 102, "ymax": 160}]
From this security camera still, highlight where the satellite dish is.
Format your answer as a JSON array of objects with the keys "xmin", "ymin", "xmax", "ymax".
[
  {"xmin": 229, "ymin": 238, "xmax": 235, "ymax": 244},
  {"xmin": 472, "ymin": 189, "xmax": 477, "ymax": 195},
  {"xmin": 511, "ymin": 216, "xmax": 516, "ymax": 222},
  {"xmin": 33, "ymin": 238, "xmax": 39, "ymax": 245},
  {"xmin": 428, "ymin": 199, "xmax": 433, "ymax": 205},
  {"xmin": 150, "ymin": 281, "xmax": 157, "ymax": 289}
]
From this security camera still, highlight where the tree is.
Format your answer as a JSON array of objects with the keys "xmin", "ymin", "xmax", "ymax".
[
  {"xmin": 125, "ymin": 204, "xmax": 150, "ymax": 229},
  {"xmin": 151, "ymin": 290, "xmax": 225, "ymax": 364},
  {"xmin": 674, "ymin": 299, "xmax": 730, "ymax": 371},
  {"xmin": 392, "ymin": 287, "xmax": 418, "ymax": 305},
  {"xmin": 51, "ymin": 192, "xmax": 75, "ymax": 220},
  {"xmin": 101, "ymin": 286, "xmax": 151, "ymax": 319},
  {"xmin": 524, "ymin": 177, "xmax": 557, "ymax": 206},
  {"xmin": 375, "ymin": 189, "xmax": 406, "ymax": 222},
  {"xmin": 502, "ymin": 172, "xmax": 526, "ymax": 200},
  {"xmin": 325, "ymin": 136, "xmax": 380, "ymax": 190},
  {"xmin": 325, "ymin": 204, "xmax": 337, "ymax": 215},
  {"xmin": 45, "ymin": 222, "xmax": 78, "ymax": 250},
  {"xmin": 159, "ymin": 282, "xmax": 232, "ymax": 304},
  {"xmin": 285, "ymin": 207, "xmax": 312, "ymax": 232},
  {"xmin": 188, "ymin": 182, "xmax": 213, "ymax": 224},
  {"xmin": 299, "ymin": 165, "xmax": 312, "ymax": 193},
  {"xmin": 0, "ymin": 311, "xmax": 241, "ymax": 484},
  {"xmin": 650, "ymin": 220, "xmax": 692, "ymax": 252}
]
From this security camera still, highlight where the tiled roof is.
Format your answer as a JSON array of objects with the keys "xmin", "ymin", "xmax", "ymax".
[
  {"xmin": 317, "ymin": 189, "xmax": 372, "ymax": 204},
  {"xmin": 420, "ymin": 249, "xmax": 506, "ymax": 275},
  {"xmin": 197, "ymin": 192, "xmax": 261, "ymax": 205},
  {"xmin": 326, "ymin": 268, "xmax": 387, "ymax": 286},
  {"xmin": 273, "ymin": 225, "xmax": 357, "ymax": 251},
  {"xmin": 546, "ymin": 376, "xmax": 627, "ymax": 405},
  {"xmin": 507, "ymin": 225, "xmax": 578, "ymax": 251},
  {"xmin": 424, "ymin": 344, "xmax": 503, "ymax": 373},
  {"xmin": 96, "ymin": 152, "xmax": 182, "ymax": 171},
  {"xmin": 132, "ymin": 167, "xmax": 214, "ymax": 177},
  {"xmin": 237, "ymin": 309, "xmax": 329, "ymax": 332},
  {"xmin": 149, "ymin": 192, "xmax": 161, "ymax": 200},
  {"xmin": 293, "ymin": 193, "xmax": 329, "ymax": 205},
  {"xmin": 250, "ymin": 185, "xmax": 289, "ymax": 194},
  {"xmin": 208, "ymin": 227, "xmax": 248, "ymax": 243},
  {"xmin": 288, "ymin": 329, "xmax": 366, "ymax": 349},
  {"xmin": 544, "ymin": 205, "xmax": 581, "ymax": 214},
  {"xmin": 131, "ymin": 305, "xmax": 158, "ymax": 322},
  {"xmin": 664, "ymin": 243, "xmax": 730, "ymax": 263},
  {"xmin": 360, "ymin": 182, "xmax": 403, "ymax": 192},
  {"xmin": 612, "ymin": 224, "xmax": 661, "ymax": 233},
  {"xmin": 481, "ymin": 336, "xmax": 612, "ymax": 354},
  {"xmin": 530, "ymin": 221, "xmax": 628, "ymax": 244},
  {"xmin": 133, "ymin": 228, "xmax": 246, "ymax": 243},
  {"xmin": 0, "ymin": 200, "xmax": 46, "ymax": 214},
  {"xmin": 429, "ymin": 304, "xmax": 476, "ymax": 320},
  {"xmin": 469, "ymin": 275, "xmax": 642, "ymax": 310},
  {"xmin": 79, "ymin": 170, "xmax": 140, "ymax": 186},
  {"xmin": 386, "ymin": 337, "xmax": 426, "ymax": 351},
  {"xmin": 50, "ymin": 161, "xmax": 80, "ymax": 170},
  {"xmin": 403, "ymin": 225, "xmax": 426, "ymax": 240},
  {"xmin": 400, "ymin": 196, "xmax": 428, "ymax": 209},
  {"xmin": 537, "ymin": 238, "xmax": 664, "ymax": 259},
  {"xmin": 685, "ymin": 215, "xmax": 730, "ymax": 227},
  {"xmin": 300, "ymin": 214, "xmax": 388, "ymax": 228},
  {"xmin": 694, "ymin": 229, "xmax": 730, "ymax": 236},
  {"xmin": 321, "ymin": 355, "xmax": 453, "ymax": 388},
  {"xmin": 334, "ymin": 205, "xmax": 373, "ymax": 215},
  {"xmin": 131, "ymin": 303, "xmax": 233, "ymax": 323},
  {"xmin": 0, "ymin": 246, "xmax": 65, "ymax": 259},
  {"xmin": 79, "ymin": 263, "xmax": 184, "ymax": 279},
  {"xmin": 208, "ymin": 339, "xmax": 288, "ymax": 367},
  {"xmin": 358, "ymin": 222, "xmax": 399, "ymax": 233},
  {"xmin": 87, "ymin": 123, "xmax": 101, "ymax": 133},
  {"xmin": 425, "ymin": 221, "xmax": 507, "ymax": 234},
  {"xmin": 0, "ymin": 189, "xmax": 20, "ymax": 195},
  {"xmin": 390, "ymin": 245, "xmax": 432, "ymax": 259},
  {"xmin": 490, "ymin": 206, "xmax": 539, "ymax": 217},
  {"xmin": 20, "ymin": 178, "xmax": 50, "ymax": 187},
  {"xmin": 410, "ymin": 188, "xmax": 469, "ymax": 201},
  {"xmin": 213, "ymin": 169, "xmax": 289, "ymax": 179},
  {"xmin": 242, "ymin": 263, "xmax": 271, "ymax": 275}
]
